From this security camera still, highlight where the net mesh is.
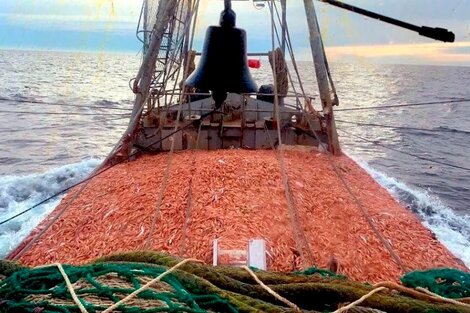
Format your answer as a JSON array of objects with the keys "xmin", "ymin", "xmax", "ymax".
[
  {"xmin": 146, "ymin": 0, "xmax": 161, "ymax": 36},
  {"xmin": 1, "ymin": 253, "xmax": 469, "ymax": 313},
  {"xmin": 0, "ymin": 262, "xmax": 235, "ymax": 313},
  {"xmin": 401, "ymin": 268, "xmax": 470, "ymax": 299}
]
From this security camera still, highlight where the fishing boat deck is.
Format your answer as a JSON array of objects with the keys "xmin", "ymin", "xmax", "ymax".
[{"xmin": 11, "ymin": 149, "xmax": 466, "ymax": 283}]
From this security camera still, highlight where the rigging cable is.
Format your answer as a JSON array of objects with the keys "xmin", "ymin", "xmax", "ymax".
[
  {"xmin": 0, "ymin": 97, "xmax": 133, "ymax": 112},
  {"xmin": 268, "ymin": 0, "xmax": 317, "ymax": 268},
  {"xmin": 6, "ymin": 0, "xmax": 194, "ymax": 260},
  {"xmin": 0, "ymin": 109, "xmax": 130, "ymax": 117},
  {"xmin": 270, "ymin": 1, "xmax": 308, "ymax": 110},
  {"xmin": 178, "ymin": 0, "xmax": 203, "ymax": 257},
  {"xmin": 0, "ymin": 110, "xmax": 215, "ymax": 228},
  {"xmin": 7, "ymin": 109, "xmax": 214, "ymax": 260},
  {"xmin": 335, "ymin": 98, "xmax": 470, "ymax": 112},
  {"xmin": 338, "ymin": 128, "xmax": 470, "ymax": 172},
  {"xmin": 0, "ymin": 117, "xmax": 128, "ymax": 134},
  {"xmin": 275, "ymin": 1, "xmax": 407, "ymax": 272},
  {"xmin": 179, "ymin": 121, "xmax": 202, "ymax": 257},
  {"xmin": 304, "ymin": 119, "xmax": 409, "ymax": 272},
  {"xmin": 145, "ymin": 0, "xmax": 202, "ymax": 250},
  {"xmin": 336, "ymin": 119, "xmax": 470, "ymax": 134},
  {"xmin": 271, "ymin": 1, "xmax": 320, "ymax": 114}
]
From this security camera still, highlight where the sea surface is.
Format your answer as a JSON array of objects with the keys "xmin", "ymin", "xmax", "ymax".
[{"xmin": 0, "ymin": 49, "xmax": 469, "ymax": 266}]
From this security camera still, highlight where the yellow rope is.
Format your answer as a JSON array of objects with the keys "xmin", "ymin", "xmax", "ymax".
[
  {"xmin": 242, "ymin": 266, "xmax": 301, "ymax": 312},
  {"xmin": 35, "ymin": 259, "xmax": 203, "ymax": 313},
  {"xmin": 415, "ymin": 287, "xmax": 470, "ymax": 308},
  {"xmin": 332, "ymin": 286, "xmax": 387, "ymax": 313},
  {"xmin": 373, "ymin": 282, "xmax": 470, "ymax": 308},
  {"xmin": 35, "ymin": 263, "xmax": 89, "ymax": 313},
  {"xmin": 102, "ymin": 258, "xmax": 201, "ymax": 313}
]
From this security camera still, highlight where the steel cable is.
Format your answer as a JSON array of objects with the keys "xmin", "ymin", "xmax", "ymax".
[
  {"xmin": 336, "ymin": 119, "xmax": 470, "ymax": 134},
  {"xmin": 0, "ymin": 97, "xmax": 132, "ymax": 112},
  {"xmin": 0, "ymin": 109, "xmax": 214, "ymax": 229},
  {"xmin": 338, "ymin": 128, "xmax": 470, "ymax": 171},
  {"xmin": 335, "ymin": 98, "xmax": 470, "ymax": 112},
  {"xmin": 269, "ymin": 0, "xmax": 317, "ymax": 268}
]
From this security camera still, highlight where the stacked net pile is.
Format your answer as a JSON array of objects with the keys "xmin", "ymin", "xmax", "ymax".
[
  {"xmin": 0, "ymin": 260, "xmax": 235, "ymax": 313},
  {"xmin": 1, "ymin": 252, "xmax": 470, "ymax": 313},
  {"xmin": 402, "ymin": 268, "xmax": 470, "ymax": 299}
]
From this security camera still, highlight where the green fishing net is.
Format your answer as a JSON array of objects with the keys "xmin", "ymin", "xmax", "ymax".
[
  {"xmin": 295, "ymin": 267, "xmax": 346, "ymax": 279},
  {"xmin": 401, "ymin": 268, "xmax": 470, "ymax": 299},
  {"xmin": 1, "ymin": 253, "xmax": 470, "ymax": 313},
  {"xmin": 0, "ymin": 262, "xmax": 235, "ymax": 313}
]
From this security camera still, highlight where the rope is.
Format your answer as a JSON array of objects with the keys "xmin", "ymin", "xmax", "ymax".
[
  {"xmin": 180, "ymin": 122, "xmax": 202, "ymax": 256},
  {"xmin": 31, "ymin": 259, "xmax": 204, "ymax": 313},
  {"xmin": 0, "ymin": 117, "xmax": 128, "ymax": 134},
  {"xmin": 271, "ymin": 2, "xmax": 312, "ymax": 112},
  {"xmin": 338, "ymin": 128, "xmax": 470, "ymax": 171},
  {"xmin": 299, "ymin": 110, "xmax": 408, "ymax": 271},
  {"xmin": 373, "ymin": 282, "xmax": 470, "ymax": 308},
  {"xmin": 145, "ymin": 0, "xmax": 201, "ymax": 250},
  {"xmin": 335, "ymin": 98, "xmax": 470, "ymax": 112},
  {"xmin": 330, "ymin": 158, "xmax": 408, "ymax": 272},
  {"xmin": 332, "ymin": 287, "xmax": 387, "ymax": 313},
  {"xmin": 1, "ymin": 0, "xmax": 205, "ymax": 232},
  {"xmin": 9, "ymin": 183, "xmax": 90, "ymax": 260},
  {"xmin": 268, "ymin": 0, "xmax": 316, "ymax": 268},
  {"xmin": 336, "ymin": 119, "xmax": 470, "ymax": 134},
  {"xmin": 0, "ymin": 109, "xmax": 130, "ymax": 117},
  {"xmin": 312, "ymin": 2, "xmax": 338, "ymax": 107},
  {"xmin": 271, "ymin": 1, "xmax": 317, "ymax": 114},
  {"xmin": 1, "ymin": 171, "xmax": 95, "ymax": 228},
  {"xmin": 34, "ymin": 263, "xmax": 89, "ymax": 313},
  {"xmin": 0, "ymin": 97, "xmax": 133, "ymax": 112},
  {"xmin": 279, "ymin": 22, "xmax": 447, "ymax": 270},
  {"xmin": 5, "ymin": 90, "xmax": 152, "ymax": 258},
  {"xmin": 102, "ymin": 258, "xmax": 201, "ymax": 313},
  {"xmin": 242, "ymin": 265, "xmax": 302, "ymax": 312},
  {"xmin": 311, "ymin": 128, "xmax": 408, "ymax": 271},
  {"xmin": 416, "ymin": 287, "xmax": 470, "ymax": 308},
  {"xmin": 1, "ymin": 112, "xmax": 212, "ymax": 231},
  {"xmin": 268, "ymin": 48, "xmax": 289, "ymax": 96}
]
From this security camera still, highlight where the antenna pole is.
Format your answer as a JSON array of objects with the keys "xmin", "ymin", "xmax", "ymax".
[
  {"xmin": 143, "ymin": 0, "xmax": 149, "ymax": 52},
  {"xmin": 280, "ymin": 0, "xmax": 287, "ymax": 55},
  {"xmin": 316, "ymin": 0, "xmax": 455, "ymax": 42},
  {"xmin": 303, "ymin": 0, "xmax": 341, "ymax": 155}
]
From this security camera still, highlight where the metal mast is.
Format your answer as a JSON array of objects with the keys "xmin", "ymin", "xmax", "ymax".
[{"xmin": 303, "ymin": 0, "xmax": 341, "ymax": 155}]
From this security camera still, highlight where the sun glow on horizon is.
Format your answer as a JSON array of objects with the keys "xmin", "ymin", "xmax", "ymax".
[{"xmin": 322, "ymin": 41, "xmax": 470, "ymax": 66}]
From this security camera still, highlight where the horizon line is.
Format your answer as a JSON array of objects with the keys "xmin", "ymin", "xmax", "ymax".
[{"xmin": 1, "ymin": 46, "xmax": 469, "ymax": 68}]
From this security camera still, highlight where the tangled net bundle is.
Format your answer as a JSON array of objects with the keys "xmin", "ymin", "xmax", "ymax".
[{"xmin": 1, "ymin": 251, "xmax": 470, "ymax": 313}]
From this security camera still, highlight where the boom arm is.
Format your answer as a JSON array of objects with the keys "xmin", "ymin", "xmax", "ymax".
[{"xmin": 317, "ymin": 0, "xmax": 455, "ymax": 42}]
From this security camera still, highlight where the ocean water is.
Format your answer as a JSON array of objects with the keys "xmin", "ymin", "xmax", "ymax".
[{"xmin": 0, "ymin": 49, "xmax": 469, "ymax": 267}]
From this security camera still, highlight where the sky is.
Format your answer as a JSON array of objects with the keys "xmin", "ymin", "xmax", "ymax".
[{"xmin": 0, "ymin": 0, "xmax": 469, "ymax": 66}]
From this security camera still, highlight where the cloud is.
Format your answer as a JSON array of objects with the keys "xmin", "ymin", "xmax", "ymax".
[
  {"xmin": 1, "ymin": 0, "xmax": 468, "ymax": 65},
  {"xmin": 1, "ymin": 13, "xmax": 136, "ymax": 33}
]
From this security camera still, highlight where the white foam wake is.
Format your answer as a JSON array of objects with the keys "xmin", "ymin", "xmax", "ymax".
[
  {"xmin": 0, "ymin": 158, "xmax": 101, "ymax": 258},
  {"xmin": 350, "ymin": 155, "xmax": 470, "ymax": 268}
]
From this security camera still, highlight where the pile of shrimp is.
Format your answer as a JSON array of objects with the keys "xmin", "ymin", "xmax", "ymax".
[{"xmin": 14, "ymin": 149, "xmax": 467, "ymax": 282}]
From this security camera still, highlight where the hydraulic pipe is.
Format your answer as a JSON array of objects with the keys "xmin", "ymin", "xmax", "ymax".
[{"xmin": 316, "ymin": 0, "xmax": 455, "ymax": 42}]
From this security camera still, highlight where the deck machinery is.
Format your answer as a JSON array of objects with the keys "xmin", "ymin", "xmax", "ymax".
[
  {"xmin": 111, "ymin": 0, "xmax": 453, "ymax": 160},
  {"xmin": 111, "ymin": 0, "xmax": 337, "ymax": 160}
]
